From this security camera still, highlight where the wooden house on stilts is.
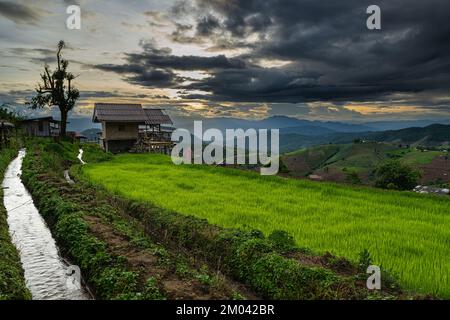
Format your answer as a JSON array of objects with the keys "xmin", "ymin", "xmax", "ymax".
[{"xmin": 92, "ymin": 103, "xmax": 174, "ymax": 153}]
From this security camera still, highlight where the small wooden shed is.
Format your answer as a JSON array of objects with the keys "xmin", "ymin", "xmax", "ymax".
[
  {"xmin": 20, "ymin": 117, "xmax": 61, "ymax": 137},
  {"xmin": 92, "ymin": 103, "xmax": 173, "ymax": 153}
]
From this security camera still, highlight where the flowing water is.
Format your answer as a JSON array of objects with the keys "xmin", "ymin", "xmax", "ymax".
[
  {"xmin": 2, "ymin": 149, "xmax": 90, "ymax": 300},
  {"xmin": 77, "ymin": 149, "xmax": 85, "ymax": 164}
]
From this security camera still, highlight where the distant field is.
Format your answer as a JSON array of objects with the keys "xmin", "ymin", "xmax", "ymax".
[
  {"xmin": 401, "ymin": 150, "xmax": 444, "ymax": 165},
  {"xmin": 283, "ymin": 142, "xmax": 449, "ymax": 184},
  {"xmin": 81, "ymin": 153, "xmax": 450, "ymax": 297}
]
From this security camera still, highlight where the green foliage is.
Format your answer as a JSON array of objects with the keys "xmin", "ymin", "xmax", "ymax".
[
  {"xmin": 81, "ymin": 143, "xmax": 112, "ymax": 163},
  {"xmin": 358, "ymin": 249, "xmax": 372, "ymax": 271},
  {"xmin": 250, "ymin": 253, "xmax": 342, "ymax": 299},
  {"xmin": 0, "ymin": 105, "xmax": 22, "ymax": 122},
  {"xmin": 375, "ymin": 160, "xmax": 421, "ymax": 190},
  {"xmin": 268, "ymin": 230, "xmax": 296, "ymax": 252},
  {"xmin": 25, "ymin": 138, "xmax": 108, "ymax": 175},
  {"xmin": 345, "ymin": 170, "xmax": 361, "ymax": 185},
  {"xmin": 82, "ymin": 153, "xmax": 450, "ymax": 297},
  {"xmin": 94, "ymin": 268, "xmax": 139, "ymax": 299},
  {"xmin": 142, "ymin": 277, "xmax": 165, "ymax": 300},
  {"xmin": 114, "ymin": 277, "xmax": 165, "ymax": 300},
  {"xmin": 232, "ymin": 238, "xmax": 273, "ymax": 279},
  {"xmin": 277, "ymin": 159, "xmax": 290, "ymax": 174}
]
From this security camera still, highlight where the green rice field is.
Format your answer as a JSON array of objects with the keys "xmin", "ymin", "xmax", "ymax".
[{"xmin": 81, "ymin": 153, "xmax": 450, "ymax": 297}]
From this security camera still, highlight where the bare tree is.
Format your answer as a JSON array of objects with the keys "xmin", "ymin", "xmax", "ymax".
[{"xmin": 27, "ymin": 41, "xmax": 79, "ymax": 136}]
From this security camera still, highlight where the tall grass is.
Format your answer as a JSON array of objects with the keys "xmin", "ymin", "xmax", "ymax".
[{"xmin": 82, "ymin": 153, "xmax": 450, "ymax": 298}]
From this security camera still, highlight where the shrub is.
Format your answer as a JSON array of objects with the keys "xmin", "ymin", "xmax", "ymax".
[
  {"xmin": 249, "ymin": 253, "xmax": 341, "ymax": 299},
  {"xmin": 375, "ymin": 160, "xmax": 421, "ymax": 190},
  {"xmin": 345, "ymin": 170, "xmax": 361, "ymax": 185},
  {"xmin": 358, "ymin": 249, "xmax": 372, "ymax": 272},
  {"xmin": 268, "ymin": 230, "xmax": 296, "ymax": 252}
]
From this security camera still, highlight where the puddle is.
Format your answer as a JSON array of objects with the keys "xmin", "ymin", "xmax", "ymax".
[{"xmin": 2, "ymin": 149, "xmax": 91, "ymax": 300}]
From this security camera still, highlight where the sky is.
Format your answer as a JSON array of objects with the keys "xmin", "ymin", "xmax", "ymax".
[{"xmin": 1, "ymin": 0, "xmax": 450, "ymax": 126}]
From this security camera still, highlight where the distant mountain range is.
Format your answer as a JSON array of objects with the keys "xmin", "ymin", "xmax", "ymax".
[
  {"xmin": 76, "ymin": 115, "xmax": 450, "ymax": 152},
  {"xmin": 171, "ymin": 115, "xmax": 450, "ymax": 134},
  {"xmin": 74, "ymin": 114, "xmax": 450, "ymax": 134},
  {"xmin": 172, "ymin": 115, "xmax": 374, "ymax": 134},
  {"xmin": 80, "ymin": 128, "xmax": 101, "ymax": 141},
  {"xmin": 68, "ymin": 117, "xmax": 101, "ymax": 132},
  {"xmin": 362, "ymin": 124, "xmax": 450, "ymax": 145},
  {"xmin": 278, "ymin": 124, "xmax": 450, "ymax": 152}
]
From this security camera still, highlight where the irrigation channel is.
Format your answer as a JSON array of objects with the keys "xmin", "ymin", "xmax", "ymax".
[{"xmin": 2, "ymin": 149, "xmax": 91, "ymax": 300}]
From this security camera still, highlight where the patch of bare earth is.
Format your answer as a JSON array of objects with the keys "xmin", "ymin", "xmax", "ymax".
[
  {"xmin": 314, "ymin": 167, "xmax": 346, "ymax": 183},
  {"xmin": 419, "ymin": 155, "xmax": 450, "ymax": 184},
  {"xmin": 282, "ymin": 156, "xmax": 312, "ymax": 177}
]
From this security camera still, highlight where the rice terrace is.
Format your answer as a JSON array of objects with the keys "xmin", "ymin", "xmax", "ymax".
[{"xmin": 81, "ymin": 152, "xmax": 450, "ymax": 298}]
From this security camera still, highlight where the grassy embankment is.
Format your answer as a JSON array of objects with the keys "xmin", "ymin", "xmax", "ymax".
[
  {"xmin": 0, "ymin": 145, "xmax": 31, "ymax": 300},
  {"xmin": 81, "ymin": 152, "xmax": 450, "ymax": 298},
  {"xmin": 24, "ymin": 138, "xmax": 401, "ymax": 300}
]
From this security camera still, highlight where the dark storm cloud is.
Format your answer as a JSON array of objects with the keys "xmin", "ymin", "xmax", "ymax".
[
  {"xmin": 170, "ymin": 23, "xmax": 201, "ymax": 44},
  {"xmin": 0, "ymin": 1, "xmax": 40, "ymax": 24},
  {"xmin": 196, "ymin": 14, "xmax": 221, "ymax": 36},
  {"xmin": 0, "ymin": 89, "xmax": 34, "ymax": 104},
  {"xmin": 93, "ymin": 41, "xmax": 248, "ymax": 88},
  {"xmin": 2, "ymin": 47, "xmax": 65, "ymax": 65},
  {"xmin": 95, "ymin": 63, "xmax": 179, "ymax": 88},
  {"xmin": 96, "ymin": 0, "xmax": 450, "ymax": 106},
  {"xmin": 125, "ymin": 41, "xmax": 247, "ymax": 70},
  {"xmin": 183, "ymin": 0, "xmax": 450, "ymax": 104}
]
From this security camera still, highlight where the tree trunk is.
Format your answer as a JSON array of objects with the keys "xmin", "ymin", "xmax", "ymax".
[{"xmin": 60, "ymin": 109, "xmax": 67, "ymax": 137}]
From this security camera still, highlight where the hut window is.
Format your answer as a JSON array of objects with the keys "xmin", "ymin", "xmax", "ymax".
[
  {"xmin": 38, "ymin": 122, "xmax": 44, "ymax": 132},
  {"xmin": 118, "ymin": 125, "xmax": 125, "ymax": 132}
]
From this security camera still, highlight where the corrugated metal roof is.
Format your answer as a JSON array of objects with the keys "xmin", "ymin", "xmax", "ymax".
[
  {"xmin": 20, "ymin": 117, "xmax": 61, "ymax": 123},
  {"xmin": 93, "ymin": 103, "xmax": 172, "ymax": 125},
  {"xmin": 144, "ymin": 109, "xmax": 173, "ymax": 125},
  {"xmin": 93, "ymin": 103, "xmax": 145, "ymax": 122}
]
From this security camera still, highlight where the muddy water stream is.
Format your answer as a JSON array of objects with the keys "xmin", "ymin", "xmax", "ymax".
[{"xmin": 2, "ymin": 149, "xmax": 90, "ymax": 300}]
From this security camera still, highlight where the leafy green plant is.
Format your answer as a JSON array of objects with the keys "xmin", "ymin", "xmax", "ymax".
[
  {"xmin": 268, "ymin": 230, "xmax": 296, "ymax": 252},
  {"xmin": 374, "ymin": 160, "xmax": 421, "ymax": 190},
  {"xmin": 358, "ymin": 249, "xmax": 372, "ymax": 272}
]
